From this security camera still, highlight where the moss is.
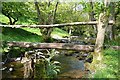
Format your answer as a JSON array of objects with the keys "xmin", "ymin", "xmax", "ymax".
[{"xmin": 34, "ymin": 60, "xmax": 47, "ymax": 78}]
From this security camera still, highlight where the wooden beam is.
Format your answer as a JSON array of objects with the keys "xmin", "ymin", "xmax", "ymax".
[
  {"xmin": 6, "ymin": 41, "xmax": 94, "ymax": 51},
  {"xmin": 1, "ymin": 21, "xmax": 114, "ymax": 28},
  {"xmin": 5, "ymin": 41, "xmax": 119, "ymax": 51}
]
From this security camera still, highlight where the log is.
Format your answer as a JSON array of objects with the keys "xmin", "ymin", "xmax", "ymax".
[
  {"xmin": 6, "ymin": 41, "xmax": 94, "ymax": 51},
  {"xmin": 5, "ymin": 41, "xmax": 119, "ymax": 51},
  {"xmin": 110, "ymin": 46, "xmax": 120, "ymax": 50},
  {"xmin": 1, "ymin": 21, "xmax": 114, "ymax": 28}
]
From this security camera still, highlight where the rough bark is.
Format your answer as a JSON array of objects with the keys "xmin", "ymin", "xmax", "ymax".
[
  {"xmin": 7, "ymin": 41, "xmax": 94, "ymax": 51},
  {"xmin": 93, "ymin": 13, "xmax": 108, "ymax": 62},
  {"xmin": 6, "ymin": 41, "xmax": 119, "ymax": 51},
  {"xmin": 92, "ymin": 0, "xmax": 110, "ymax": 72},
  {"xmin": 34, "ymin": 0, "xmax": 48, "ymax": 42}
]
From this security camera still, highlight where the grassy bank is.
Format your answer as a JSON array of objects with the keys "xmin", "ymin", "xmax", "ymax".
[
  {"xmin": 2, "ymin": 27, "xmax": 43, "ymax": 42},
  {"xmin": 2, "ymin": 27, "xmax": 69, "ymax": 42},
  {"xmin": 93, "ymin": 48, "xmax": 119, "ymax": 79}
]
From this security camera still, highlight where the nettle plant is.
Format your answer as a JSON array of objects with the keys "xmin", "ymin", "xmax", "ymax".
[
  {"xmin": 39, "ymin": 49, "xmax": 61, "ymax": 78},
  {"xmin": 45, "ymin": 49, "xmax": 61, "ymax": 78}
]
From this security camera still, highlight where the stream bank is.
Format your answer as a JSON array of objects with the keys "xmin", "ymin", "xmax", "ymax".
[{"xmin": 1, "ymin": 49, "xmax": 92, "ymax": 79}]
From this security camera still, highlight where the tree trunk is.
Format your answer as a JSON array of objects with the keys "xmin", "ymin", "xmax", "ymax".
[
  {"xmin": 12, "ymin": 17, "xmax": 18, "ymax": 25},
  {"xmin": 47, "ymin": 1, "xmax": 59, "ymax": 41},
  {"xmin": 34, "ymin": 0, "xmax": 41, "ymax": 24},
  {"xmin": 34, "ymin": 0, "xmax": 47, "ymax": 42},
  {"xmin": 89, "ymin": 0, "xmax": 97, "ymax": 36},
  {"xmin": 94, "ymin": 13, "xmax": 107, "ymax": 59},
  {"xmin": 52, "ymin": 1, "xmax": 59, "ymax": 23},
  {"xmin": 2, "ymin": 10, "xmax": 18, "ymax": 25},
  {"xmin": 90, "ymin": 0, "xmax": 110, "ymax": 73},
  {"xmin": 107, "ymin": 2, "xmax": 115, "ymax": 40},
  {"xmin": 8, "ymin": 16, "xmax": 13, "ymax": 25}
]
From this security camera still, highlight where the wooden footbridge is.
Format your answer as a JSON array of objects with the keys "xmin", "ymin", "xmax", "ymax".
[{"xmin": 1, "ymin": 20, "xmax": 119, "ymax": 51}]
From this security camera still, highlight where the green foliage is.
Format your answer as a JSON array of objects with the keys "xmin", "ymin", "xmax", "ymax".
[
  {"xmin": 93, "ymin": 49, "xmax": 119, "ymax": 78},
  {"xmin": 45, "ymin": 49, "xmax": 61, "ymax": 78},
  {"xmin": 35, "ymin": 60, "xmax": 47, "ymax": 78},
  {"xmin": 2, "ymin": 41, "xmax": 10, "ymax": 53},
  {"xmin": 2, "ymin": 2, "xmax": 37, "ymax": 24},
  {"xmin": 34, "ymin": 49, "xmax": 61, "ymax": 78},
  {"xmin": 104, "ymin": 37, "xmax": 120, "ymax": 46}
]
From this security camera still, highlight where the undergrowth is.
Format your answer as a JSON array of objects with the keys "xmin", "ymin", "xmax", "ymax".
[{"xmin": 93, "ymin": 48, "xmax": 119, "ymax": 79}]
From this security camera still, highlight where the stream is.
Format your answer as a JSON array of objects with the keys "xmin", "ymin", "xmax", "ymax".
[
  {"xmin": 53, "ymin": 51, "xmax": 88, "ymax": 79},
  {"xmin": 1, "ymin": 50, "xmax": 90, "ymax": 79}
]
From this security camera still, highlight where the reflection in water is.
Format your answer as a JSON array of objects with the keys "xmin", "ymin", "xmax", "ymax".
[{"xmin": 53, "ymin": 53, "xmax": 87, "ymax": 78}]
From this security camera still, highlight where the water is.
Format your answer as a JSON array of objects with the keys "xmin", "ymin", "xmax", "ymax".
[
  {"xmin": 53, "ymin": 53, "xmax": 87, "ymax": 78},
  {"xmin": 2, "ymin": 51, "xmax": 88, "ymax": 79}
]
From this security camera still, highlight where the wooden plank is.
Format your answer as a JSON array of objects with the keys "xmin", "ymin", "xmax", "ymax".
[
  {"xmin": 1, "ymin": 20, "xmax": 114, "ymax": 28},
  {"xmin": 6, "ymin": 41, "xmax": 94, "ymax": 51}
]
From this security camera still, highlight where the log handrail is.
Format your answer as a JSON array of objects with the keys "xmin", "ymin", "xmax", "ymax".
[{"xmin": 1, "ymin": 21, "xmax": 114, "ymax": 28}]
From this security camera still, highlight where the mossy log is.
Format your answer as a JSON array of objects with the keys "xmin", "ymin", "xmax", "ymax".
[
  {"xmin": 6, "ymin": 41, "xmax": 119, "ymax": 51},
  {"xmin": 6, "ymin": 41, "xmax": 94, "ymax": 51}
]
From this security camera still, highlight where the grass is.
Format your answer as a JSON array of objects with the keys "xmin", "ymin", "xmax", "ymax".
[
  {"xmin": 0, "ymin": 14, "xmax": 9, "ymax": 24},
  {"xmin": 22, "ymin": 27, "xmax": 42, "ymax": 36},
  {"xmin": 93, "ymin": 48, "xmax": 119, "ymax": 79},
  {"xmin": 104, "ymin": 37, "xmax": 120, "ymax": 46},
  {"xmin": 51, "ymin": 28, "xmax": 70, "ymax": 39},
  {"xmin": 2, "ymin": 27, "xmax": 69, "ymax": 42},
  {"xmin": 2, "ymin": 27, "xmax": 43, "ymax": 42}
]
